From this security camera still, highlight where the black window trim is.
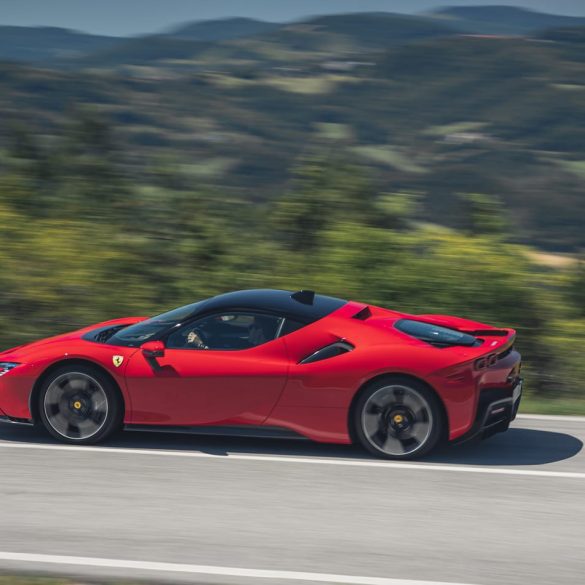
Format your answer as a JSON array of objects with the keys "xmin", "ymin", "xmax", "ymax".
[
  {"xmin": 106, "ymin": 306, "xmax": 314, "ymax": 348},
  {"xmin": 275, "ymin": 318, "xmax": 286, "ymax": 339}
]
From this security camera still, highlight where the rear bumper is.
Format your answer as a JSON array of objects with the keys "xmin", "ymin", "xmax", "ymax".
[{"xmin": 453, "ymin": 379, "xmax": 523, "ymax": 444}]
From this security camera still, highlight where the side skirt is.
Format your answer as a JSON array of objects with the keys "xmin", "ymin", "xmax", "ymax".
[
  {"xmin": 123, "ymin": 424, "xmax": 309, "ymax": 441},
  {"xmin": 0, "ymin": 415, "xmax": 34, "ymax": 426}
]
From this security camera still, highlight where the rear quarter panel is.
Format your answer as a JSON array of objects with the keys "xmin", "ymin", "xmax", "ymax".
[
  {"xmin": 268, "ymin": 308, "xmax": 518, "ymax": 443},
  {"xmin": 267, "ymin": 309, "xmax": 475, "ymax": 443}
]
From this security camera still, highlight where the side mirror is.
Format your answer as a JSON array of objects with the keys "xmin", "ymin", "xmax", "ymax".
[{"xmin": 141, "ymin": 340, "xmax": 165, "ymax": 359}]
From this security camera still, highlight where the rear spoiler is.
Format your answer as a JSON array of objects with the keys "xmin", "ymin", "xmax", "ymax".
[
  {"xmin": 461, "ymin": 329, "xmax": 510, "ymax": 337},
  {"xmin": 414, "ymin": 314, "xmax": 513, "ymax": 338}
]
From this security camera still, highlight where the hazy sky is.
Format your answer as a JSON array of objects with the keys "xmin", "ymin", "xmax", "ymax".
[{"xmin": 2, "ymin": 0, "xmax": 585, "ymax": 36}]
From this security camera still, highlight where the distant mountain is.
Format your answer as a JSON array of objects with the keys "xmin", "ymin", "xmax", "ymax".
[
  {"xmin": 67, "ymin": 12, "xmax": 462, "ymax": 70},
  {"xmin": 169, "ymin": 17, "xmax": 281, "ymax": 42},
  {"xmin": 3, "ymin": 8, "xmax": 584, "ymax": 71},
  {"xmin": 273, "ymin": 13, "xmax": 461, "ymax": 50},
  {"xmin": 431, "ymin": 6, "xmax": 585, "ymax": 35},
  {"xmin": 0, "ymin": 26, "xmax": 120, "ymax": 62}
]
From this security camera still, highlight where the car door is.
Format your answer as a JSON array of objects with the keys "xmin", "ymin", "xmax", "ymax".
[{"xmin": 124, "ymin": 311, "xmax": 290, "ymax": 426}]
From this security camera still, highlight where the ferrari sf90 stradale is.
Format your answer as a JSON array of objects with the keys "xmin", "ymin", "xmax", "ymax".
[{"xmin": 0, "ymin": 289, "xmax": 522, "ymax": 459}]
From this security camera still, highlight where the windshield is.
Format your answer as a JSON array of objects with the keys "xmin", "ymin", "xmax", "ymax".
[{"xmin": 108, "ymin": 301, "xmax": 203, "ymax": 347}]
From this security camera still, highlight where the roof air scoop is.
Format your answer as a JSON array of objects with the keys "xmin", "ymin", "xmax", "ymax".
[
  {"xmin": 291, "ymin": 290, "xmax": 316, "ymax": 305},
  {"xmin": 353, "ymin": 306, "xmax": 372, "ymax": 320}
]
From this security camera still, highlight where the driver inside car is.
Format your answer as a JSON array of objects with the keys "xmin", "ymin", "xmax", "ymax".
[{"xmin": 186, "ymin": 330, "xmax": 208, "ymax": 349}]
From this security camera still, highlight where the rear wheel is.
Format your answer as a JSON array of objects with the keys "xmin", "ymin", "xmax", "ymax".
[
  {"xmin": 353, "ymin": 377, "xmax": 443, "ymax": 459},
  {"xmin": 38, "ymin": 365, "xmax": 123, "ymax": 444}
]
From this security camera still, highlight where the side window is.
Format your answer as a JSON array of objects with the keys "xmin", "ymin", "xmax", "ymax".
[{"xmin": 167, "ymin": 313, "xmax": 283, "ymax": 351}]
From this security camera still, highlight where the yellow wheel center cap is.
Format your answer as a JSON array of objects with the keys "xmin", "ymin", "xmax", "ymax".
[
  {"xmin": 393, "ymin": 414, "xmax": 404, "ymax": 424},
  {"xmin": 73, "ymin": 401, "xmax": 82, "ymax": 410}
]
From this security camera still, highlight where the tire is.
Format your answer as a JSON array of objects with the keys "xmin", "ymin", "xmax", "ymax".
[
  {"xmin": 353, "ymin": 376, "xmax": 443, "ymax": 460},
  {"xmin": 38, "ymin": 364, "xmax": 123, "ymax": 444}
]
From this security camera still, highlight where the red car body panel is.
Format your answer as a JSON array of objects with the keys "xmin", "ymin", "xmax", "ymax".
[
  {"xmin": 124, "ymin": 339, "xmax": 289, "ymax": 426},
  {"xmin": 0, "ymin": 293, "xmax": 521, "ymax": 444}
]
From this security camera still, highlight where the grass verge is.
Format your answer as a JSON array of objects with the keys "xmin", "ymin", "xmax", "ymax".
[{"xmin": 521, "ymin": 397, "xmax": 585, "ymax": 416}]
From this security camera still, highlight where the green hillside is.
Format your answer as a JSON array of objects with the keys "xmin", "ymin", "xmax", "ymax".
[
  {"xmin": 0, "ymin": 11, "xmax": 584, "ymax": 250},
  {"xmin": 2, "ymin": 29, "xmax": 583, "ymax": 248},
  {"xmin": 539, "ymin": 26, "xmax": 585, "ymax": 44},
  {"xmin": 259, "ymin": 13, "xmax": 461, "ymax": 51},
  {"xmin": 169, "ymin": 17, "xmax": 282, "ymax": 41},
  {"xmin": 75, "ymin": 36, "xmax": 213, "ymax": 68}
]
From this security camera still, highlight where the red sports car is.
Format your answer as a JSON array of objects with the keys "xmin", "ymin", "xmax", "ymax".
[{"xmin": 0, "ymin": 289, "xmax": 522, "ymax": 459}]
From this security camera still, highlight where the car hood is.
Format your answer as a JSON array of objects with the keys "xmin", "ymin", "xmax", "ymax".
[{"xmin": 0, "ymin": 317, "xmax": 146, "ymax": 361}]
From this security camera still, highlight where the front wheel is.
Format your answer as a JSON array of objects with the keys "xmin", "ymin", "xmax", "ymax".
[
  {"xmin": 38, "ymin": 365, "xmax": 123, "ymax": 444},
  {"xmin": 353, "ymin": 377, "xmax": 443, "ymax": 459}
]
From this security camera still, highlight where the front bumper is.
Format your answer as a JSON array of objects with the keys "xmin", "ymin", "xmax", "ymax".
[{"xmin": 453, "ymin": 379, "xmax": 523, "ymax": 444}]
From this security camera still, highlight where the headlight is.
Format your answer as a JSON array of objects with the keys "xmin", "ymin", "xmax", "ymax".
[{"xmin": 0, "ymin": 362, "xmax": 21, "ymax": 377}]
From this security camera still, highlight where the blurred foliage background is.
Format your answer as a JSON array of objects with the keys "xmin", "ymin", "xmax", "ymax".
[{"xmin": 0, "ymin": 6, "xmax": 584, "ymax": 412}]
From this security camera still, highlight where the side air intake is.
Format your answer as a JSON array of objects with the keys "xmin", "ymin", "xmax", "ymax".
[{"xmin": 300, "ymin": 341, "xmax": 354, "ymax": 364}]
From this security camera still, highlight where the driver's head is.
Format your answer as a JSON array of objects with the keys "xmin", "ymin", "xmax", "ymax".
[{"xmin": 186, "ymin": 330, "xmax": 206, "ymax": 348}]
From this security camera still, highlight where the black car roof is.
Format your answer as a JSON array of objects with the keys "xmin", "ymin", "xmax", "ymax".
[{"xmin": 192, "ymin": 289, "xmax": 347, "ymax": 323}]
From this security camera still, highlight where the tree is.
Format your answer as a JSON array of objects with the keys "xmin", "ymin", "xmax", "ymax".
[
  {"xmin": 567, "ymin": 257, "xmax": 585, "ymax": 317},
  {"xmin": 273, "ymin": 152, "xmax": 385, "ymax": 253},
  {"xmin": 459, "ymin": 193, "xmax": 508, "ymax": 237}
]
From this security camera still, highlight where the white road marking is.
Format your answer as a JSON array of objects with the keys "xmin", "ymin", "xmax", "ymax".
[
  {"xmin": 0, "ymin": 441, "xmax": 583, "ymax": 479},
  {"xmin": 0, "ymin": 551, "xmax": 477, "ymax": 585},
  {"xmin": 517, "ymin": 414, "xmax": 585, "ymax": 422}
]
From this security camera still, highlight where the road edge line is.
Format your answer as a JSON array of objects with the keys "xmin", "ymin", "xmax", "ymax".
[{"xmin": 0, "ymin": 551, "xmax": 478, "ymax": 585}]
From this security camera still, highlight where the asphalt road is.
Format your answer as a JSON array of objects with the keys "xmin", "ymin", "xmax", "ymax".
[{"xmin": 0, "ymin": 415, "xmax": 584, "ymax": 585}]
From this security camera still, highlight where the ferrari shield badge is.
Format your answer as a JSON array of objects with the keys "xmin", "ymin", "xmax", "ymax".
[{"xmin": 113, "ymin": 355, "xmax": 124, "ymax": 368}]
